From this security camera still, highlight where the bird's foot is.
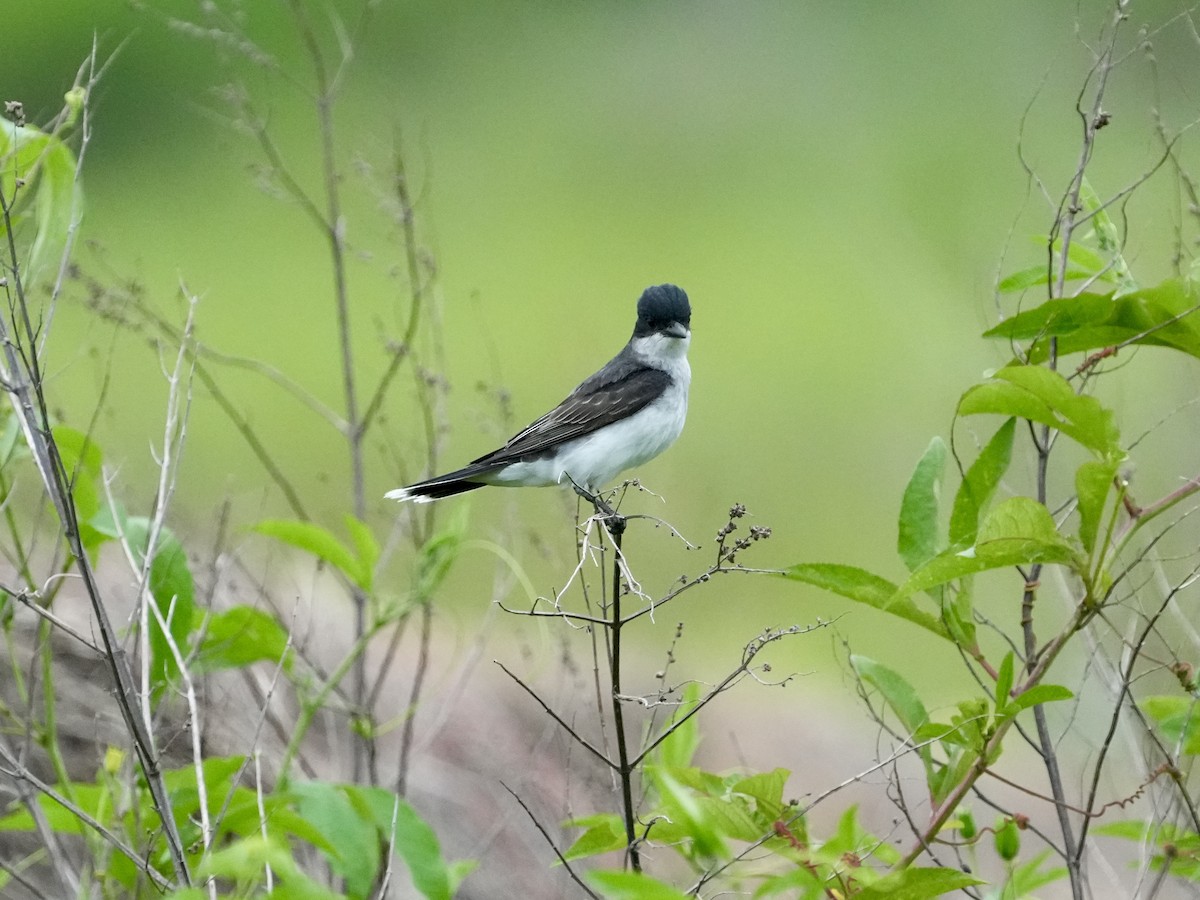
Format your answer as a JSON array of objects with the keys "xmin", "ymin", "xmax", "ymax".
[{"xmin": 572, "ymin": 484, "xmax": 626, "ymax": 536}]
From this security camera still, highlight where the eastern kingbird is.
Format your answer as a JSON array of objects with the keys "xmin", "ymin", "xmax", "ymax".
[{"xmin": 386, "ymin": 284, "xmax": 691, "ymax": 507}]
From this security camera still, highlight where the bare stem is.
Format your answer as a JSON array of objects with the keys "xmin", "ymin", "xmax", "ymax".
[
  {"xmin": 286, "ymin": 0, "xmax": 371, "ymax": 783},
  {"xmin": 606, "ymin": 523, "xmax": 642, "ymax": 872}
]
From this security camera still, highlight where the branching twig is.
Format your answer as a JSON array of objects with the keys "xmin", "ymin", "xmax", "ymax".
[{"xmin": 501, "ymin": 781, "xmax": 602, "ymax": 900}]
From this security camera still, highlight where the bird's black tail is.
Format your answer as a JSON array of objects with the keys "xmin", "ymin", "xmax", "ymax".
[{"xmin": 385, "ymin": 464, "xmax": 496, "ymax": 503}]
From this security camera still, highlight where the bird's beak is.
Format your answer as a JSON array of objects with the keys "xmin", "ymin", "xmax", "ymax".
[{"xmin": 665, "ymin": 321, "xmax": 690, "ymax": 339}]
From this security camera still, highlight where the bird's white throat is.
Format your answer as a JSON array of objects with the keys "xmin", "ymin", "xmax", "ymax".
[{"xmin": 631, "ymin": 331, "xmax": 691, "ymax": 370}]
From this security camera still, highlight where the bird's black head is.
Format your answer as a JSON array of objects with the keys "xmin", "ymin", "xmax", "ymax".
[{"xmin": 633, "ymin": 284, "xmax": 691, "ymax": 339}]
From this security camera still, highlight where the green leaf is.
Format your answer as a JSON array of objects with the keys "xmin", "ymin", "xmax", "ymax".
[
  {"xmin": 1079, "ymin": 176, "xmax": 1136, "ymax": 293},
  {"xmin": 0, "ymin": 411, "xmax": 23, "ymax": 469},
  {"xmin": 1140, "ymin": 696, "xmax": 1200, "ymax": 755},
  {"xmin": 730, "ymin": 768, "xmax": 790, "ymax": 819},
  {"xmin": 854, "ymin": 655, "xmax": 938, "ymax": 786},
  {"xmin": 984, "ymin": 293, "xmax": 1115, "ymax": 340},
  {"xmin": 690, "ymin": 792, "xmax": 762, "ymax": 842},
  {"xmin": 564, "ymin": 814, "xmax": 627, "ymax": 861},
  {"xmin": 0, "ymin": 782, "xmax": 106, "ymax": 833},
  {"xmin": 782, "ymin": 564, "xmax": 949, "ymax": 640},
  {"xmin": 413, "ymin": 505, "xmax": 469, "ymax": 603},
  {"xmin": 825, "ymin": 805, "xmax": 886, "ymax": 860},
  {"xmin": 163, "ymin": 755, "xmax": 246, "ymax": 806},
  {"xmin": 958, "ymin": 365, "xmax": 1121, "ymax": 459},
  {"xmin": 1010, "ymin": 683, "xmax": 1074, "ymax": 712},
  {"xmin": 254, "ymin": 519, "xmax": 367, "ymax": 590},
  {"xmin": 345, "ymin": 515, "xmax": 380, "ymax": 593},
  {"xmin": 898, "ymin": 437, "xmax": 946, "ymax": 572},
  {"xmin": 995, "ymin": 651, "xmax": 1015, "ymax": 711},
  {"xmin": 196, "ymin": 835, "xmax": 340, "ymax": 900},
  {"xmin": 52, "ymin": 425, "xmax": 102, "ymax": 519},
  {"xmin": 55, "ymin": 426, "xmax": 109, "ymax": 557},
  {"xmin": 1066, "ymin": 239, "xmax": 1110, "ymax": 276},
  {"xmin": 851, "ymin": 656, "xmax": 928, "ymax": 737},
  {"xmin": 92, "ymin": 510, "xmax": 197, "ymax": 699},
  {"xmin": 997, "ymin": 265, "xmax": 1098, "ymax": 293},
  {"xmin": 1076, "ymin": 460, "xmax": 1118, "ymax": 555},
  {"xmin": 648, "ymin": 767, "xmax": 728, "ymax": 861},
  {"xmin": 216, "ymin": 790, "xmax": 334, "ymax": 851},
  {"xmin": 943, "ymin": 579, "xmax": 977, "ymax": 649},
  {"xmin": 0, "ymin": 117, "xmax": 82, "ymax": 288},
  {"xmin": 656, "ymin": 682, "xmax": 702, "ymax": 769},
  {"xmin": 147, "ymin": 528, "xmax": 196, "ymax": 690},
  {"xmin": 1102, "ymin": 280, "xmax": 1200, "ymax": 357},
  {"xmin": 949, "ymin": 418, "xmax": 1016, "ymax": 546},
  {"xmin": 985, "ymin": 280, "xmax": 1200, "ymax": 362},
  {"xmin": 894, "ymin": 498, "xmax": 1079, "ymax": 602},
  {"xmin": 975, "ymin": 496, "xmax": 1075, "ymax": 562},
  {"xmin": 588, "ymin": 870, "xmax": 692, "ymax": 900},
  {"xmin": 1095, "ymin": 819, "xmax": 1200, "ymax": 850},
  {"xmin": 194, "ymin": 605, "xmax": 292, "ymax": 673},
  {"xmin": 853, "ymin": 866, "xmax": 983, "ymax": 899},
  {"xmin": 911, "ymin": 721, "xmax": 960, "ymax": 744},
  {"xmin": 350, "ymin": 784, "xmax": 466, "ymax": 900},
  {"xmin": 291, "ymin": 782, "xmax": 380, "ymax": 899},
  {"xmin": 1004, "ymin": 849, "xmax": 1069, "ymax": 895},
  {"xmin": 756, "ymin": 867, "xmax": 825, "ymax": 896}
]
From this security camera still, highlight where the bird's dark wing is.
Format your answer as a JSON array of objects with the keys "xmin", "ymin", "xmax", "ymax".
[{"xmin": 471, "ymin": 356, "xmax": 670, "ymax": 466}]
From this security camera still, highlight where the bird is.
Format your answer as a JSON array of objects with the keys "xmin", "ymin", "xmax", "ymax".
[{"xmin": 386, "ymin": 283, "xmax": 691, "ymax": 512}]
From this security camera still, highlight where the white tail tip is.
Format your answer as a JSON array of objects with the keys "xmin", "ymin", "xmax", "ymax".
[{"xmin": 384, "ymin": 488, "xmax": 436, "ymax": 503}]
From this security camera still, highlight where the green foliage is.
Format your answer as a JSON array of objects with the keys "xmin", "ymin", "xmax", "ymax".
[
  {"xmin": 895, "ymin": 497, "xmax": 1080, "ymax": 602},
  {"xmin": 572, "ymin": 685, "xmax": 994, "ymax": 898},
  {"xmin": 1075, "ymin": 458, "xmax": 1119, "ymax": 556},
  {"xmin": 254, "ymin": 517, "xmax": 378, "ymax": 594},
  {"xmin": 985, "ymin": 280, "xmax": 1200, "ymax": 362},
  {"xmin": 91, "ymin": 505, "xmax": 198, "ymax": 699},
  {"xmin": 411, "ymin": 504, "xmax": 468, "ymax": 605},
  {"xmin": 564, "ymin": 813, "xmax": 629, "ymax": 861},
  {"xmin": 957, "ymin": 364, "xmax": 1121, "ymax": 460},
  {"xmin": 0, "ymin": 34, "xmax": 472, "ymax": 900},
  {"xmin": 192, "ymin": 836, "xmax": 342, "ymax": 899},
  {"xmin": 292, "ymin": 782, "xmax": 382, "ymax": 898},
  {"xmin": 588, "ymin": 870, "xmax": 693, "ymax": 900},
  {"xmin": 654, "ymin": 681, "xmax": 702, "ymax": 769},
  {"xmin": 290, "ymin": 782, "xmax": 470, "ymax": 900},
  {"xmin": 0, "ymin": 407, "xmax": 470, "ymax": 896},
  {"xmin": 568, "ymin": 752, "xmax": 796, "ymax": 885},
  {"xmin": 996, "ymin": 177, "xmax": 1135, "ymax": 297},
  {"xmin": 1096, "ymin": 820, "xmax": 1200, "ymax": 881},
  {"xmin": 781, "ymin": 564, "xmax": 949, "ymax": 640},
  {"xmin": 0, "ymin": 761, "xmax": 465, "ymax": 899},
  {"xmin": 1138, "ymin": 696, "xmax": 1200, "ymax": 755},
  {"xmin": 852, "ymin": 655, "xmax": 934, "ymax": 776},
  {"xmin": 849, "ymin": 867, "xmax": 983, "ymax": 899},
  {"xmin": 194, "ymin": 604, "xmax": 294, "ymax": 673},
  {"xmin": 1001, "ymin": 849, "xmax": 1069, "ymax": 896},
  {"xmin": 780, "ymin": 232, "xmax": 1200, "ymax": 894},
  {"xmin": 897, "ymin": 437, "xmax": 946, "ymax": 573},
  {"xmin": 858, "ymin": 650, "xmax": 1072, "ymax": 808},
  {"xmin": 0, "ymin": 106, "xmax": 81, "ymax": 286},
  {"xmin": 948, "ymin": 417, "xmax": 1015, "ymax": 547}
]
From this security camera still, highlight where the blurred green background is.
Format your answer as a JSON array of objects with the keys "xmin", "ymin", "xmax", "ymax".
[{"xmin": 7, "ymin": 1, "xmax": 1200, "ymax": 714}]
